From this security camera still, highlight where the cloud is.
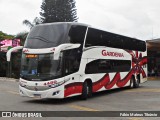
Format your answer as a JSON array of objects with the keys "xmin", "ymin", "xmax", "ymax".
[
  {"xmin": 77, "ymin": 0, "xmax": 160, "ymax": 40},
  {"xmin": 0, "ymin": 0, "xmax": 41, "ymax": 35},
  {"xmin": 0, "ymin": 0, "xmax": 160, "ymax": 40}
]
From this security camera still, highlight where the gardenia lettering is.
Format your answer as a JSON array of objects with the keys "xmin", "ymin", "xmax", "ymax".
[{"xmin": 102, "ymin": 50, "xmax": 124, "ymax": 57}]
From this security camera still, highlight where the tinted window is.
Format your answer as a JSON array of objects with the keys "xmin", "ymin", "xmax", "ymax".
[
  {"xmin": 20, "ymin": 53, "xmax": 63, "ymax": 81},
  {"xmin": 85, "ymin": 28, "xmax": 146, "ymax": 52},
  {"xmin": 85, "ymin": 59, "xmax": 131, "ymax": 74},
  {"xmin": 63, "ymin": 48, "xmax": 82, "ymax": 75},
  {"xmin": 25, "ymin": 24, "xmax": 70, "ymax": 49},
  {"xmin": 24, "ymin": 24, "xmax": 87, "ymax": 49},
  {"xmin": 68, "ymin": 25, "xmax": 87, "ymax": 45}
]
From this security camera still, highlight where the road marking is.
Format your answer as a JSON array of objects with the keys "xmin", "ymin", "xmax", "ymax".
[
  {"xmin": 0, "ymin": 78, "xmax": 18, "ymax": 82},
  {"xmin": 7, "ymin": 91, "xmax": 19, "ymax": 95},
  {"xmin": 0, "ymin": 89, "xmax": 19, "ymax": 95},
  {"xmin": 124, "ymin": 88, "xmax": 160, "ymax": 93},
  {"xmin": 69, "ymin": 105, "xmax": 100, "ymax": 111},
  {"xmin": 129, "ymin": 118, "xmax": 144, "ymax": 120},
  {"xmin": 147, "ymin": 77, "xmax": 160, "ymax": 81}
]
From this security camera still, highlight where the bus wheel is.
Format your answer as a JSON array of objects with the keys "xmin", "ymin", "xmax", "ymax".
[
  {"xmin": 81, "ymin": 81, "xmax": 92, "ymax": 100},
  {"xmin": 133, "ymin": 76, "xmax": 140, "ymax": 88},
  {"xmin": 130, "ymin": 77, "xmax": 134, "ymax": 88}
]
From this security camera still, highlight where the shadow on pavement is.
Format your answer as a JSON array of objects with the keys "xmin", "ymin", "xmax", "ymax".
[{"xmin": 24, "ymin": 86, "xmax": 147, "ymax": 105}]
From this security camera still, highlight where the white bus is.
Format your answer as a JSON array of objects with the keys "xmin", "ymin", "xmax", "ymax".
[{"xmin": 19, "ymin": 22, "xmax": 147, "ymax": 99}]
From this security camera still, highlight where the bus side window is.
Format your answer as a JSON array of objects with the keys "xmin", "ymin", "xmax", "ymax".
[
  {"xmin": 85, "ymin": 59, "xmax": 131, "ymax": 74},
  {"xmin": 98, "ymin": 60, "xmax": 112, "ymax": 73},
  {"xmin": 64, "ymin": 49, "xmax": 81, "ymax": 75}
]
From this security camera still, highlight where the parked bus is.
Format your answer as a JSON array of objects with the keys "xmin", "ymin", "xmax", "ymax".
[{"xmin": 19, "ymin": 22, "xmax": 147, "ymax": 99}]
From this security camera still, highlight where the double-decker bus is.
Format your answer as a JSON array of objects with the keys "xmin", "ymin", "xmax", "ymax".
[{"xmin": 19, "ymin": 22, "xmax": 147, "ymax": 99}]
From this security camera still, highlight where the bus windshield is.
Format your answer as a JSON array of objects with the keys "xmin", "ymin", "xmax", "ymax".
[
  {"xmin": 24, "ymin": 24, "xmax": 87, "ymax": 49},
  {"xmin": 20, "ymin": 53, "xmax": 62, "ymax": 81}
]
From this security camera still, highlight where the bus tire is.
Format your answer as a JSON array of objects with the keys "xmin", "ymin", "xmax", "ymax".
[
  {"xmin": 81, "ymin": 81, "xmax": 92, "ymax": 100},
  {"xmin": 133, "ymin": 75, "xmax": 140, "ymax": 88},
  {"xmin": 130, "ymin": 77, "xmax": 134, "ymax": 88}
]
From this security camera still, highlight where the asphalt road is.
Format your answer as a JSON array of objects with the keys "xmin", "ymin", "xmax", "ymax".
[{"xmin": 0, "ymin": 78, "xmax": 160, "ymax": 120}]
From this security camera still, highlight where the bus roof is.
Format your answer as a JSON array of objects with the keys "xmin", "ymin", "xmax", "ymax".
[
  {"xmin": 35, "ymin": 22, "xmax": 144, "ymax": 42},
  {"xmin": 25, "ymin": 22, "xmax": 145, "ymax": 51},
  {"xmin": 35, "ymin": 22, "xmax": 90, "ymax": 27}
]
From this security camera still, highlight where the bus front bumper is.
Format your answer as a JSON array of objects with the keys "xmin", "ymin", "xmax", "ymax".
[{"xmin": 19, "ymin": 85, "xmax": 64, "ymax": 99}]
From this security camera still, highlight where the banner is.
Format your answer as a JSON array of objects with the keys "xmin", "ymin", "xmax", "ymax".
[{"xmin": 0, "ymin": 111, "xmax": 160, "ymax": 117}]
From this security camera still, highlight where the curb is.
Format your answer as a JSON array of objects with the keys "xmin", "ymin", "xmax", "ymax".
[{"xmin": 147, "ymin": 77, "xmax": 160, "ymax": 81}]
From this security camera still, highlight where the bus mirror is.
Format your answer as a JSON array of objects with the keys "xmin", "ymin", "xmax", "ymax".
[
  {"xmin": 53, "ymin": 43, "xmax": 80, "ymax": 60},
  {"xmin": 54, "ymin": 52, "xmax": 60, "ymax": 60}
]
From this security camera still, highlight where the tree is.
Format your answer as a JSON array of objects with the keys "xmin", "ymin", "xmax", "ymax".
[
  {"xmin": 40, "ymin": 0, "xmax": 78, "ymax": 23},
  {"xmin": 0, "ymin": 31, "xmax": 14, "ymax": 41},
  {"xmin": 15, "ymin": 32, "xmax": 28, "ymax": 46},
  {"xmin": 22, "ymin": 17, "xmax": 42, "ymax": 30}
]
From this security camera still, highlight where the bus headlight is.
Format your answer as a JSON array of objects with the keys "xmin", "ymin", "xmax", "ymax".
[{"xmin": 19, "ymin": 82, "xmax": 26, "ymax": 87}]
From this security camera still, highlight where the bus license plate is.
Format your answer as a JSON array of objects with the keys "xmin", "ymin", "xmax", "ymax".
[{"xmin": 33, "ymin": 94, "xmax": 41, "ymax": 99}]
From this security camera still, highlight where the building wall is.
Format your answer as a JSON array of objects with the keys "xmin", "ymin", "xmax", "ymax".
[{"xmin": 147, "ymin": 39, "xmax": 160, "ymax": 76}]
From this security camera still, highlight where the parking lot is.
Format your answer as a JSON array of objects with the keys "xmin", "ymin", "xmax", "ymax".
[{"xmin": 0, "ymin": 78, "xmax": 160, "ymax": 120}]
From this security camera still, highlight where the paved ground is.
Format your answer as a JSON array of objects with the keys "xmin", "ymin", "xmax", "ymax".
[{"xmin": 0, "ymin": 78, "xmax": 160, "ymax": 120}]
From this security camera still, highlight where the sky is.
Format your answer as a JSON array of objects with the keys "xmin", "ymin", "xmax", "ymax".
[{"xmin": 0, "ymin": 0, "xmax": 160, "ymax": 40}]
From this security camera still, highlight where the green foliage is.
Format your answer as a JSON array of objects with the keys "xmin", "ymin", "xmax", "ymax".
[
  {"xmin": 15, "ymin": 32, "xmax": 28, "ymax": 46},
  {"xmin": 40, "ymin": 0, "xmax": 78, "ymax": 23},
  {"xmin": 0, "ymin": 31, "xmax": 14, "ymax": 41}
]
